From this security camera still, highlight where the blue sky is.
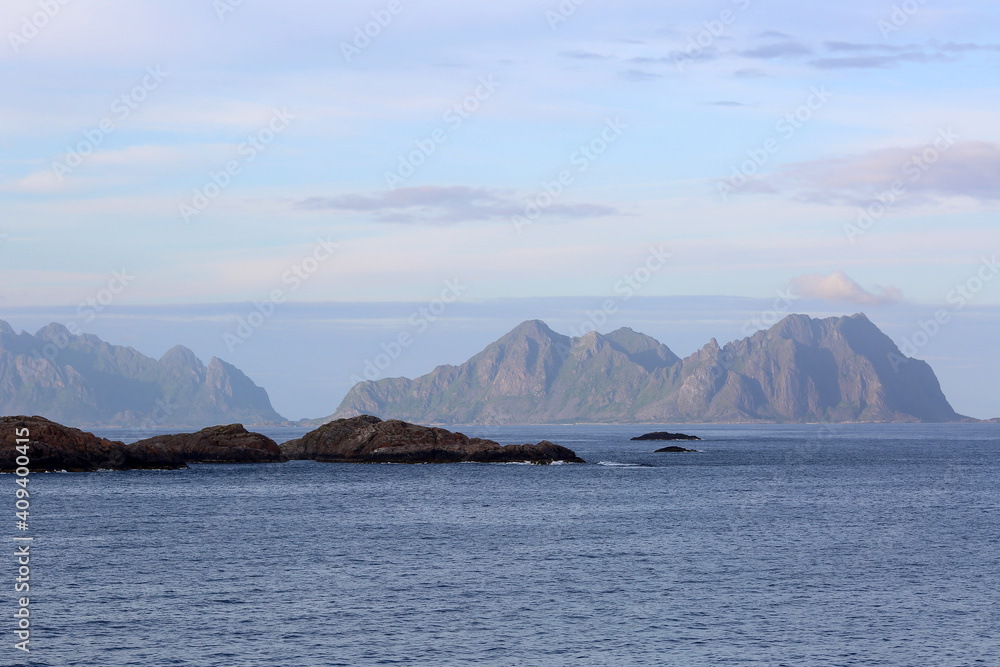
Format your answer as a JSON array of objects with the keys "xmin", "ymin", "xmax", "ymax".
[{"xmin": 1, "ymin": 1, "xmax": 999, "ymax": 418}]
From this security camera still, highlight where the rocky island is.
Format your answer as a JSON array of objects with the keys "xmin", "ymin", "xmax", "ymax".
[
  {"xmin": 0, "ymin": 416, "xmax": 186, "ymax": 472},
  {"xmin": 0, "ymin": 414, "xmax": 584, "ymax": 472},
  {"xmin": 132, "ymin": 424, "xmax": 287, "ymax": 463},
  {"xmin": 328, "ymin": 314, "xmax": 967, "ymax": 425},
  {"xmin": 281, "ymin": 415, "xmax": 584, "ymax": 464},
  {"xmin": 630, "ymin": 431, "xmax": 701, "ymax": 441}
]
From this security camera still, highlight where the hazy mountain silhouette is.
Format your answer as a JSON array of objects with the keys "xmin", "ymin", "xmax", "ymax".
[
  {"xmin": 0, "ymin": 319, "xmax": 284, "ymax": 427},
  {"xmin": 328, "ymin": 314, "xmax": 965, "ymax": 424}
]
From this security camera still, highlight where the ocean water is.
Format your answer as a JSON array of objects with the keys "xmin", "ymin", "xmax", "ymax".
[{"xmin": 9, "ymin": 423, "xmax": 999, "ymax": 666}]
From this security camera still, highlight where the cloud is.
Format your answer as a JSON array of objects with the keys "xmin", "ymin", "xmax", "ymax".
[
  {"xmin": 704, "ymin": 100, "xmax": 749, "ymax": 107},
  {"xmin": 754, "ymin": 140, "xmax": 1000, "ymax": 207},
  {"xmin": 664, "ymin": 37, "xmax": 1000, "ymax": 71},
  {"xmin": 740, "ymin": 41, "xmax": 812, "ymax": 59},
  {"xmin": 8, "ymin": 170, "xmax": 66, "ymax": 194},
  {"xmin": 810, "ymin": 53, "xmax": 942, "ymax": 69},
  {"xmin": 293, "ymin": 186, "xmax": 620, "ymax": 224},
  {"xmin": 733, "ymin": 68, "xmax": 768, "ymax": 78},
  {"xmin": 666, "ymin": 46, "xmax": 720, "ymax": 66},
  {"xmin": 822, "ymin": 41, "xmax": 906, "ymax": 53},
  {"xmin": 810, "ymin": 41, "xmax": 1000, "ymax": 69},
  {"xmin": 939, "ymin": 41, "xmax": 1000, "ymax": 54},
  {"xmin": 560, "ymin": 50, "xmax": 610, "ymax": 60},
  {"xmin": 618, "ymin": 68, "xmax": 662, "ymax": 81},
  {"xmin": 757, "ymin": 31, "xmax": 793, "ymax": 40},
  {"xmin": 626, "ymin": 56, "xmax": 673, "ymax": 65},
  {"xmin": 3, "ymin": 144, "xmax": 234, "ymax": 193},
  {"xmin": 792, "ymin": 271, "xmax": 903, "ymax": 306}
]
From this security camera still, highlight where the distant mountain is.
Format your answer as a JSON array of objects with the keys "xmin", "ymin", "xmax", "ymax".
[
  {"xmin": 328, "ymin": 314, "xmax": 965, "ymax": 424},
  {"xmin": 0, "ymin": 319, "xmax": 285, "ymax": 427}
]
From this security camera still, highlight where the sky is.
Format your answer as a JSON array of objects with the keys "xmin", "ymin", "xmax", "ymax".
[{"xmin": 1, "ymin": 1, "xmax": 998, "ymax": 419}]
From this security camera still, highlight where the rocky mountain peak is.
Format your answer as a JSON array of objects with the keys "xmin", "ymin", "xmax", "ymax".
[
  {"xmin": 35, "ymin": 322, "xmax": 71, "ymax": 342},
  {"xmin": 502, "ymin": 319, "xmax": 561, "ymax": 341},
  {"xmin": 330, "ymin": 315, "xmax": 963, "ymax": 424},
  {"xmin": 0, "ymin": 324, "xmax": 284, "ymax": 427},
  {"xmin": 160, "ymin": 345, "xmax": 204, "ymax": 371}
]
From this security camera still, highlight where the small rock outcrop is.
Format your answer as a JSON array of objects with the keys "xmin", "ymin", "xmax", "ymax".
[
  {"xmin": 0, "ymin": 415, "xmax": 186, "ymax": 472},
  {"xmin": 282, "ymin": 415, "xmax": 584, "ymax": 464},
  {"xmin": 654, "ymin": 445, "xmax": 698, "ymax": 453},
  {"xmin": 133, "ymin": 424, "xmax": 286, "ymax": 463},
  {"xmin": 631, "ymin": 431, "xmax": 701, "ymax": 441}
]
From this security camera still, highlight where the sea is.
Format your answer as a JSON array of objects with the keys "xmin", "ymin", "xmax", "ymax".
[{"xmin": 10, "ymin": 423, "xmax": 999, "ymax": 666}]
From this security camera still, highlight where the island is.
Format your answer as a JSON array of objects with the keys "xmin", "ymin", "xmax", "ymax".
[
  {"xmin": 281, "ymin": 415, "xmax": 584, "ymax": 464},
  {"xmin": 654, "ymin": 445, "xmax": 699, "ymax": 453},
  {"xmin": 132, "ymin": 424, "xmax": 287, "ymax": 463},
  {"xmin": 630, "ymin": 431, "xmax": 701, "ymax": 441},
  {"xmin": 0, "ymin": 415, "xmax": 186, "ymax": 472},
  {"xmin": 0, "ymin": 414, "xmax": 584, "ymax": 472},
  {"xmin": 328, "ymin": 315, "xmax": 968, "ymax": 425}
]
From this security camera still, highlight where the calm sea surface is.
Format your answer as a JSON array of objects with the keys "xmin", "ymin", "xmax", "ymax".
[{"xmin": 9, "ymin": 423, "xmax": 1000, "ymax": 666}]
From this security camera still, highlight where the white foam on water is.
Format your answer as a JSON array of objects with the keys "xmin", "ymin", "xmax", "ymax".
[{"xmin": 596, "ymin": 461, "xmax": 652, "ymax": 468}]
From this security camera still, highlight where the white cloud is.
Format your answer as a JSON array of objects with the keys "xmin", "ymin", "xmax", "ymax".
[
  {"xmin": 754, "ymin": 140, "xmax": 1000, "ymax": 207},
  {"xmin": 3, "ymin": 144, "xmax": 236, "ymax": 193},
  {"xmin": 295, "ymin": 186, "xmax": 619, "ymax": 224},
  {"xmin": 791, "ymin": 271, "xmax": 903, "ymax": 305}
]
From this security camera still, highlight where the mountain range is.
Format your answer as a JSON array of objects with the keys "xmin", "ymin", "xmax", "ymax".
[
  {"xmin": 0, "ymin": 319, "xmax": 284, "ymax": 427},
  {"xmin": 0, "ymin": 313, "xmax": 971, "ymax": 427},
  {"xmin": 328, "ymin": 314, "xmax": 966, "ymax": 424}
]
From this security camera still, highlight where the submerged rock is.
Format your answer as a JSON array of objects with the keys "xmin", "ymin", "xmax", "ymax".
[
  {"xmin": 631, "ymin": 431, "xmax": 701, "ymax": 441},
  {"xmin": 133, "ymin": 424, "xmax": 286, "ymax": 463},
  {"xmin": 282, "ymin": 415, "xmax": 584, "ymax": 464},
  {"xmin": 0, "ymin": 415, "xmax": 186, "ymax": 472}
]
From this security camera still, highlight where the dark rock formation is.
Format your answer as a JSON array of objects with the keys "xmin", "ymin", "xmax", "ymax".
[
  {"xmin": 0, "ymin": 320, "xmax": 285, "ymax": 427},
  {"xmin": 133, "ymin": 424, "xmax": 287, "ymax": 463},
  {"xmin": 282, "ymin": 415, "xmax": 584, "ymax": 464},
  {"xmin": 328, "ymin": 314, "xmax": 965, "ymax": 424},
  {"xmin": 631, "ymin": 431, "xmax": 701, "ymax": 441},
  {"xmin": 0, "ymin": 415, "xmax": 185, "ymax": 472},
  {"xmin": 654, "ymin": 445, "xmax": 698, "ymax": 453}
]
